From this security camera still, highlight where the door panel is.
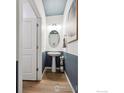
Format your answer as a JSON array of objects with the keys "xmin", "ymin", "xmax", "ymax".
[
  {"xmin": 22, "ymin": 55, "xmax": 32, "ymax": 73},
  {"xmin": 22, "ymin": 18, "xmax": 37, "ymax": 80},
  {"xmin": 23, "ymin": 22, "xmax": 32, "ymax": 49}
]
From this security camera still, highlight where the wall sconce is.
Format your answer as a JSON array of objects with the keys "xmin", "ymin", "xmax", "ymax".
[{"xmin": 48, "ymin": 24, "xmax": 62, "ymax": 31}]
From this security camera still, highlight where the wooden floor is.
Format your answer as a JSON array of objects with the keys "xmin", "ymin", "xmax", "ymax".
[{"xmin": 23, "ymin": 69, "xmax": 73, "ymax": 93}]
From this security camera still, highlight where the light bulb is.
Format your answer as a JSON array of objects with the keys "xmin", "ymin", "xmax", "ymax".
[{"xmin": 48, "ymin": 24, "xmax": 62, "ymax": 30}]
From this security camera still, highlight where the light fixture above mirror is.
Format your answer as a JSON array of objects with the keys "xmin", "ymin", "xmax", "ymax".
[{"xmin": 48, "ymin": 24, "xmax": 62, "ymax": 31}]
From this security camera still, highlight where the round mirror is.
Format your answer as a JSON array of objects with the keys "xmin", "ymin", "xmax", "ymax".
[{"xmin": 49, "ymin": 30, "xmax": 60, "ymax": 48}]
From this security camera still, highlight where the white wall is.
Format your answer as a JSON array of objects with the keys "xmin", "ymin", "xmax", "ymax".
[
  {"xmin": 66, "ymin": 41, "xmax": 78, "ymax": 55},
  {"xmin": 63, "ymin": 0, "xmax": 78, "ymax": 55},
  {"xmin": 46, "ymin": 15, "xmax": 64, "ymax": 51},
  {"xmin": 23, "ymin": 0, "xmax": 36, "ymax": 18}
]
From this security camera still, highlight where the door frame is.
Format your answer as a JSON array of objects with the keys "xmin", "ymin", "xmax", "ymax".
[
  {"xmin": 17, "ymin": 0, "xmax": 42, "ymax": 93},
  {"xmin": 36, "ymin": 18, "xmax": 42, "ymax": 80}
]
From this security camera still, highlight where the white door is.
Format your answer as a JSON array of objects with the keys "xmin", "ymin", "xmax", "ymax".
[{"xmin": 22, "ymin": 18, "xmax": 37, "ymax": 80}]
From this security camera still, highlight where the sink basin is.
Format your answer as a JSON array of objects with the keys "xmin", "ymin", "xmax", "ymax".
[
  {"xmin": 47, "ymin": 51, "xmax": 61, "ymax": 57},
  {"xmin": 47, "ymin": 51, "xmax": 61, "ymax": 72}
]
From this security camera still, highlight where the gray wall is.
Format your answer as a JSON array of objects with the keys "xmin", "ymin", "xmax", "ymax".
[
  {"xmin": 42, "ymin": 51, "xmax": 61, "ymax": 70},
  {"xmin": 45, "ymin": 51, "xmax": 63, "ymax": 67},
  {"xmin": 42, "ymin": 52, "xmax": 46, "ymax": 72},
  {"xmin": 64, "ymin": 52, "xmax": 78, "ymax": 93}
]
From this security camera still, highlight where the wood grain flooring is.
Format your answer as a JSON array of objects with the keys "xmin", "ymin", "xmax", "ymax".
[{"xmin": 23, "ymin": 69, "xmax": 73, "ymax": 93}]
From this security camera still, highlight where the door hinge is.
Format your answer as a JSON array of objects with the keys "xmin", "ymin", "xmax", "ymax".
[
  {"xmin": 36, "ymin": 68, "xmax": 39, "ymax": 71},
  {"xmin": 36, "ymin": 23, "xmax": 39, "ymax": 27},
  {"xmin": 36, "ymin": 46, "xmax": 38, "ymax": 49}
]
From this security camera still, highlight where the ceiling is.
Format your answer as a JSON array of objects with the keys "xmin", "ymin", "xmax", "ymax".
[{"xmin": 42, "ymin": 0, "xmax": 67, "ymax": 16}]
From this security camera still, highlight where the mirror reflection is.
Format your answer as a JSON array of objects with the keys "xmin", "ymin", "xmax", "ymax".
[{"xmin": 49, "ymin": 30, "xmax": 60, "ymax": 48}]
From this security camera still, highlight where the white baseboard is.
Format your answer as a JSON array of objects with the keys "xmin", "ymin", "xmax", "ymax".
[
  {"xmin": 45, "ymin": 67, "xmax": 60, "ymax": 70},
  {"xmin": 41, "ymin": 68, "xmax": 46, "ymax": 80},
  {"xmin": 64, "ymin": 71, "xmax": 75, "ymax": 93}
]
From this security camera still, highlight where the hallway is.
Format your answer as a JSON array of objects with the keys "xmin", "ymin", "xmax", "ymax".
[{"xmin": 23, "ymin": 69, "xmax": 73, "ymax": 93}]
